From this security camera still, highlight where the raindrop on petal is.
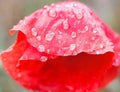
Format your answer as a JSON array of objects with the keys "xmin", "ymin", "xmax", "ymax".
[
  {"xmin": 36, "ymin": 36, "xmax": 41, "ymax": 41},
  {"xmin": 31, "ymin": 28, "xmax": 37, "ymax": 36},
  {"xmin": 96, "ymin": 50, "xmax": 100, "ymax": 54},
  {"xmin": 40, "ymin": 56, "xmax": 48, "ymax": 62},
  {"xmin": 38, "ymin": 45, "xmax": 45, "ymax": 52},
  {"xmin": 99, "ymin": 44, "xmax": 104, "ymax": 49},
  {"xmin": 63, "ymin": 19, "xmax": 69, "ymax": 30},
  {"xmin": 48, "ymin": 10, "xmax": 57, "ymax": 17},
  {"xmin": 45, "ymin": 32, "xmax": 55, "ymax": 41},
  {"xmin": 93, "ymin": 29, "xmax": 97, "ymax": 34},
  {"xmin": 70, "ymin": 44, "xmax": 76, "ymax": 51},
  {"xmin": 74, "ymin": 10, "xmax": 83, "ymax": 20}
]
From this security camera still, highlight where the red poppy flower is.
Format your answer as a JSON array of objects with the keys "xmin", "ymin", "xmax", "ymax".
[{"xmin": 0, "ymin": 1, "xmax": 120, "ymax": 92}]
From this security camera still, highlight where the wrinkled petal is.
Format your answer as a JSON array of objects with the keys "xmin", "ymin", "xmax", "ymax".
[{"xmin": 10, "ymin": 1, "xmax": 114, "ymax": 56}]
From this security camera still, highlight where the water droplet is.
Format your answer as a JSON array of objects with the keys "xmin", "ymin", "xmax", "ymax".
[
  {"xmin": 31, "ymin": 28, "xmax": 37, "ymax": 36},
  {"xmin": 93, "ymin": 29, "xmax": 97, "ymax": 34},
  {"xmin": 63, "ymin": 19, "xmax": 69, "ymax": 30},
  {"xmin": 45, "ymin": 32, "xmax": 55, "ymax": 41},
  {"xmin": 40, "ymin": 56, "xmax": 48, "ymax": 62},
  {"xmin": 71, "ymin": 32, "xmax": 77, "ymax": 38},
  {"xmin": 36, "ymin": 36, "xmax": 41, "ymax": 41},
  {"xmin": 38, "ymin": 45, "xmax": 45, "ymax": 52},
  {"xmin": 76, "ymin": 13, "xmax": 82, "ymax": 19},
  {"xmin": 48, "ymin": 10, "xmax": 56, "ymax": 17},
  {"xmin": 74, "ymin": 10, "xmax": 83, "ymax": 20},
  {"xmin": 99, "ymin": 44, "xmax": 104, "ymax": 49},
  {"xmin": 70, "ymin": 44, "xmax": 76, "ymax": 51}
]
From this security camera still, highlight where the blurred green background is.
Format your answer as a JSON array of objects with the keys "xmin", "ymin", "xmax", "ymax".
[{"xmin": 0, "ymin": 0, "xmax": 120, "ymax": 92}]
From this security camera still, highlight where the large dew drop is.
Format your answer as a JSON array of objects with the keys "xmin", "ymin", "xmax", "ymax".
[
  {"xmin": 70, "ymin": 44, "xmax": 76, "ymax": 51},
  {"xmin": 74, "ymin": 9, "xmax": 83, "ymax": 20},
  {"xmin": 31, "ymin": 28, "xmax": 37, "ymax": 36},
  {"xmin": 48, "ymin": 9, "xmax": 57, "ymax": 18},
  {"xmin": 38, "ymin": 45, "xmax": 45, "ymax": 52},
  {"xmin": 36, "ymin": 36, "xmax": 41, "ymax": 41},
  {"xmin": 45, "ymin": 32, "xmax": 55, "ymax": 41}
]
